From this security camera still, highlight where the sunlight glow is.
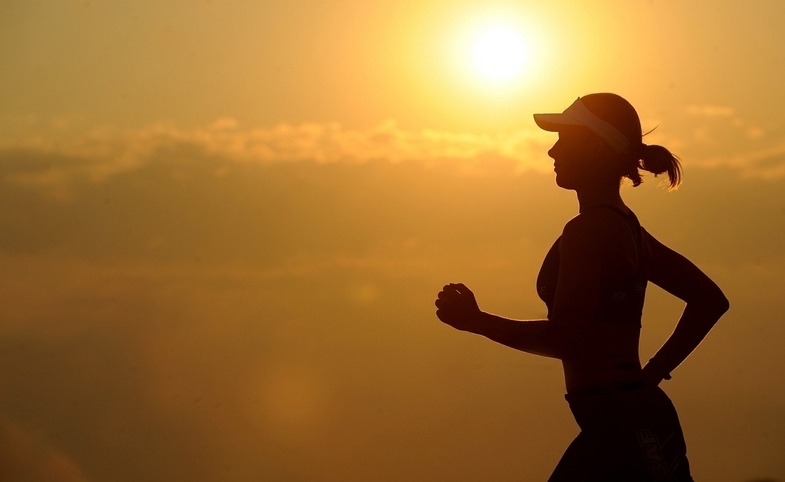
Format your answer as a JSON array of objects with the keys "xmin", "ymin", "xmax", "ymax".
[{"xmin": 472, "ymin": 27, "xmax": 530, "ymax": 82}]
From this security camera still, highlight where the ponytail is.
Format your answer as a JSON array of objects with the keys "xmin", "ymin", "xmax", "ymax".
[
  {"xmin": 640, "ymin": 143, "xmax": 682, "ymax": 190},
  {"xmin": 622, "ymin": 143, "xmax": 682, "ymax": 190}
]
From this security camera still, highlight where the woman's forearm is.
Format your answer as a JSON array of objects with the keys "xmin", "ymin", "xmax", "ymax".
[
  {"xmin": 646, "ymin": 298, "xmax": 729, "ymax": 379},
  {"xmin": 467, "ymin": 311, "xmax": 569, "ymax": 359}
]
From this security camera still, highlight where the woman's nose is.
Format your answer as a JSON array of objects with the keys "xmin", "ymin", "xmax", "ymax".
[{"xmin": 548, "ymin": 142, "xmax": 559, "ymax": 159}]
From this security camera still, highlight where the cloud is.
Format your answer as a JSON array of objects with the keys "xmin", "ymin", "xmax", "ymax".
[
  {"xmin": 4, "ymin": 115, "xmax": 785, "ymax": 196},
  {"xmin": 0, "ymin": 120, "xmax": 555, "ymax": 193},
  {"xmin": 699, "ymin": 141, "xmax": 785, "ymax": 179},
  {"xmin": 671, "ymin": 103, "xmax": 785, "ymax": 174},
  {"xmin": 746, "ymin": 125, "xmax": 766, "ymax": 140},
  {"xmin": 685, "ymin": 104, "xmax": 736, "ymax": 117}
]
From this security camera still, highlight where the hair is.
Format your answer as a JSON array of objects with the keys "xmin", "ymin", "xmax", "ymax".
[{"xmin": 580, "ymin": 93, "xmax": 682, "ymax": 190}]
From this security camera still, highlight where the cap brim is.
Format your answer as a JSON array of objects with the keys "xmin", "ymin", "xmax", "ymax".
[{"xmin": 533, "ymin": 113, "xmax": 582, "ymax": 132}]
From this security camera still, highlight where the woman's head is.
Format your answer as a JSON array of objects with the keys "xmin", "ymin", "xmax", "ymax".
[{"xmin": 534, "ymin": 93, "xmax": 682, "ymax": 190}]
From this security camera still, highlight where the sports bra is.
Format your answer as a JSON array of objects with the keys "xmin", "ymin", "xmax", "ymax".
[{"xmin": 536, "ymin": 205, "xmax": 647, "ymax": 326}]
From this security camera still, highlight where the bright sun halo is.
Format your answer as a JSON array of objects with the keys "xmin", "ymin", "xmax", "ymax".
[{"xmin": 472, "ymin": 27, "xmax": 529, "ymax": 82}]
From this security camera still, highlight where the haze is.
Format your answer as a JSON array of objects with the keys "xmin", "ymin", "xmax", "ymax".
[{"xmin": 0, "ymin": 1, "xmax": 783, "ymax": 481}]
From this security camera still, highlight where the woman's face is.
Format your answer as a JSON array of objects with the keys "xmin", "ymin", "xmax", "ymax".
[{"xmin": 547, "ymin": 126, "xmax": 616, "ymax": 190}]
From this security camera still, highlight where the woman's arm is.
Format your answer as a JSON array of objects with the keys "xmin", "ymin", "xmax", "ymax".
[
  {"xmin": 435, "ymin": 283, "xmax": 562, "ymax": 358},
  {"xmin": 641, "ymin": 231, "xmax": 730, "ymax": 383},
  {"xmin": 435, "ymin": 213, "xmax": 609, "ymax": 359}
]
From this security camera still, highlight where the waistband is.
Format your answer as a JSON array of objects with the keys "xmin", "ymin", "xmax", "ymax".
[{"xmin": 564, "ymin": 381, "xmax": 646, "ymax": 403}]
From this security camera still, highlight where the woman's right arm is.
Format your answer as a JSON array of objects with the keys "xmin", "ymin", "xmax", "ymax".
[
  {"xmin": 642, "ymin": 230, "xmax": 730, "ymax": 384},
  {"xmin": 435, "ymin": 214, "xmax": 611, "ymax": 360},
  {"xmin": 435, "ymin": 283, "xmax": 563, "ymax": 358}
]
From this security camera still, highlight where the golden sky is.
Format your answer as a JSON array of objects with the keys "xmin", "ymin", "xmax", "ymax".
[{"xmin": 0, "ymin": 1, "xmax": 784, "ymax": 481}]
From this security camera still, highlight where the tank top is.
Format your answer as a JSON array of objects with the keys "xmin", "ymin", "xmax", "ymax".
[{"xmin": 536, "ymin": 205, "xmax": 647, "ymax": 326}]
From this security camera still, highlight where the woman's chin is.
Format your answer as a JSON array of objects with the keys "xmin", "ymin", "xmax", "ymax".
[{"xmin": 555, "ymin": 174, "xmax": 577, "ymax": 190}]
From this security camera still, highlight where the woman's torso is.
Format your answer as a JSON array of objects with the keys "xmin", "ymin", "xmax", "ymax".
[{"xmin": 536, "ymin": 205, "xmax": 649, "ymax": 394}]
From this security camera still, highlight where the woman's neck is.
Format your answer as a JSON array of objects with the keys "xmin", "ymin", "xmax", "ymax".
[{"xmin": 576, "ymin": 184, "xmax": 625, "ymax": 214}]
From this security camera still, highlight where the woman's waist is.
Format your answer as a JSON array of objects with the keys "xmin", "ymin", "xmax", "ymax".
[
  {"xmin": 561, "ymin": 323, "xmax": 641, "ymax": 357},
  {"xmin": 563, "ymin": 359, "xmax": 644, "ymax": 396}
]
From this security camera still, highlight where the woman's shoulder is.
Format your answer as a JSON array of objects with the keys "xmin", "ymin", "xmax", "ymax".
[
  {"xmin": 564, "ymin": 206, "xmax": 633, "ymax": 240},
  {"xmin": 561, "ymin": 207, "xmax": 639, "ymax": 273}
]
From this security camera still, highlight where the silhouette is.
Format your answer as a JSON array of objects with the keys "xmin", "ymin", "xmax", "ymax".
[{"xmin": 435, "ymin": 93, "xmax": 729, "ymax": 481}]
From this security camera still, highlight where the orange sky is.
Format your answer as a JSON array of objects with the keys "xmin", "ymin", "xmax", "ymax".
[{"xmin": 0, "ymin": 1, "xmax": 784, "ymax": 481}]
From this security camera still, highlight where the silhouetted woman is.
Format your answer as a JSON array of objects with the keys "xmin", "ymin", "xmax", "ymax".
[{"xmin": 435, "ymin": 93, "xmax": 729, "ymax": 481}]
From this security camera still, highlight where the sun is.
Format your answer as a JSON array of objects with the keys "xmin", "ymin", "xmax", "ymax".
[{"xmin": 471, "ymin": 27, "xmax": 530, "ymax": 82}]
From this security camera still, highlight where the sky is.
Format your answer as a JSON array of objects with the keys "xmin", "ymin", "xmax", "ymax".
[{"xmin": 0, "ymin": 0, "xmax": 784, "ymax": 481}]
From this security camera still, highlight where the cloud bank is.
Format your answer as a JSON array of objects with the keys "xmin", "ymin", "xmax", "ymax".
[
  {"xmin": 0, "ymin": 120, "xmax": 555, "ymax": 190},
  {"xmin": 3, "ymin": 115, "xmax": 784, "ymax": 196}
]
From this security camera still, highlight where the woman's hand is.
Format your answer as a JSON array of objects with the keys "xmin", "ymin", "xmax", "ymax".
[
  {"xmin": 640, "ymin": 364, "xmax": 664, "ymax": 387},
  {"xmin": 641, "ymin": 358, "xmax": 672, "ymax": 387},
  {"xmin": 435, "ymin": 283, "xmax": 482, "ymax": 332}
]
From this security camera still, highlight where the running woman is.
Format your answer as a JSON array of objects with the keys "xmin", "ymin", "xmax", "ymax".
[{"xmin": 435, "ymin": 93, "xmax": 729, "ymax": 481}]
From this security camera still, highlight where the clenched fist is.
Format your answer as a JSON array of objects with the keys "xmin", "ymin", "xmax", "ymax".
[{"xmin": 435, "ymin": 283, "xmax": 482, "ymax": 332}]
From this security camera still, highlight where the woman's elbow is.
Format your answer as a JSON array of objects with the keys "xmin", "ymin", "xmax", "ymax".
[
  {"xmin": 709, "ymin": 283, "xmax": 730, "ymax": 316},
  {"xmin": 715, "ymin": 292, "xmax": 730, "ymax": 317},
  {"xmin": 692, "ymin": 289, "xmax": 730, "ymax": 319}
]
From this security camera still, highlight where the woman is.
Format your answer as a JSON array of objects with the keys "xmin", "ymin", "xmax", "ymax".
[{"xmin": 434, "ymin": 93, "xmax": 729, "ymax": 481}]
